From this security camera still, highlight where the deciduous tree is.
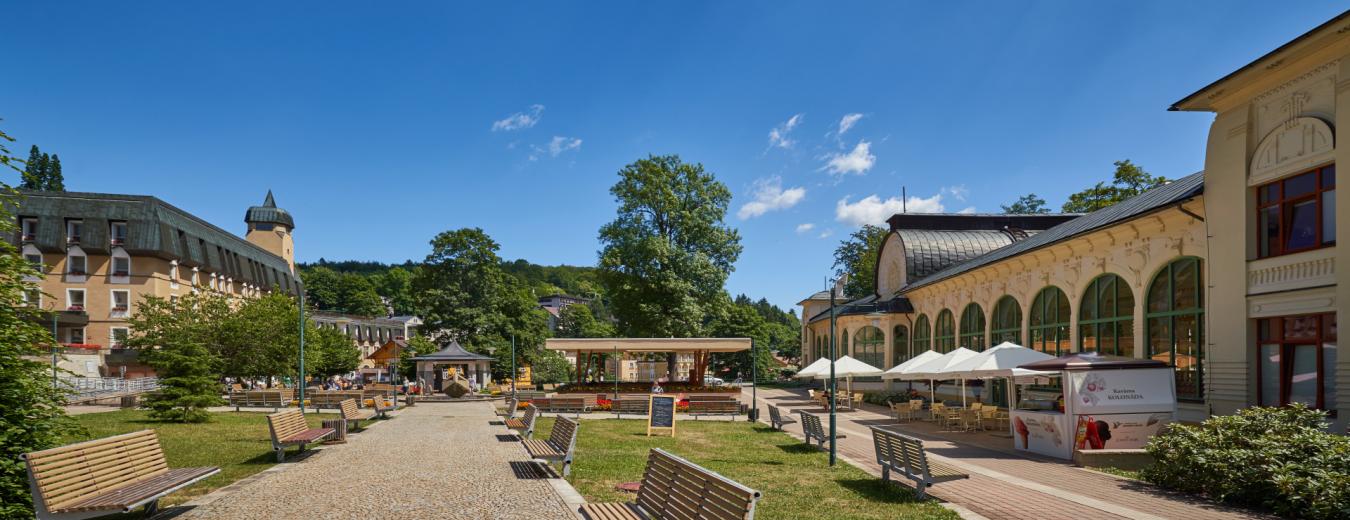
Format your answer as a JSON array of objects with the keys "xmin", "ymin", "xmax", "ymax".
[
  {"xmin": 1001, "ymin": 193, "xmax": 1050, "ymax": 214},
  {"xmin": 1062, "ymin": 160, "xmax": 1168, "ymax": 213},
  {"xmin": 831, "ymin": 224, "xmax": 887, "ymax": 298}
]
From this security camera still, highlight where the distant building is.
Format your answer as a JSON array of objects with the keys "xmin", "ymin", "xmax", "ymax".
[
  {"xmin": 6, "ymin": 190, "xmax": 300, "ymax": 378},
  {"xmin": 538, "ymin": 293, "xmax": 591, "ymax": 331},
  {"xmin": 310, "ymin": 310, "xmax": 420, "ymax": 367}
]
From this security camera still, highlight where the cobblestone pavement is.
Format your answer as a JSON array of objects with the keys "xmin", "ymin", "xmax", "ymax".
[
  {"xmin": 745, "ymin": 387, "xmax": 1272, "ymax": 520},
  {"xmin": 177, "ymin": 401, "xmax": 574, "ymax": 520}
]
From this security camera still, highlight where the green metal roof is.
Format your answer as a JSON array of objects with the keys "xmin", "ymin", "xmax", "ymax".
[{"xmin": 244, "ymin": 190, "xmax": 295, "ymax": 229}]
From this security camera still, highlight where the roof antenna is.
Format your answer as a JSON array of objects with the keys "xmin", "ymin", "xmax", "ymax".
[{"xmin": 902, "ymin": 186, "xmax": 907, "ymax": 213}]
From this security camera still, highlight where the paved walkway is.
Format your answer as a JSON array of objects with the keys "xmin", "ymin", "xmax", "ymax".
[
  {"xmin": 745, "ymin": 387, "xmax": 1271, "ymax": 520},
  {"xmin": 177, "ymin": 401, "xmax": 574, "ymax": 519}
]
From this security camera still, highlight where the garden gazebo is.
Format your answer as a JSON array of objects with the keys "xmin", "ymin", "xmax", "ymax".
[{"xmin": 410, "ymin": 339, "xmax": 495, "ymax": 392}]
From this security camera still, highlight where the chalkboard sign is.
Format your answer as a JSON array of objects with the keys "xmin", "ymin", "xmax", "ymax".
[{"xmin": 647, "ymin": 395, "xmax": 677, "ymax": 436}]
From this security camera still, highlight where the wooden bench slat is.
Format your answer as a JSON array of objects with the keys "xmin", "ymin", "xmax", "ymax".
[
  {"xmin": 54, "ymin": 466, "xmax": 218, "ymax": 513},
  {"xmin": 579, "ymin": 502, "xmax": 648, "ymax": 520}
]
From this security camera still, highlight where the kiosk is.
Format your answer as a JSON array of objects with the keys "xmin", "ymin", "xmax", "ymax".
[{"xmin": 1011, "ymin": 354, "xmax": 1177, "ymax": 460}]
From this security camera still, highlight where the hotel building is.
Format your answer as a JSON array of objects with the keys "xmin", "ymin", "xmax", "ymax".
[{"xmin": 801, "ymin": 12, "xmax": 1345, "ymax": 431}]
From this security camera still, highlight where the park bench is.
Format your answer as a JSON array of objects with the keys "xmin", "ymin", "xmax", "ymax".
[
  {"xmin": 522, "ymin": 416, "xmax": 580, "ymax": 477},
  {"xmin": 613, "ymin": 396, "xmax": 650, "ymax": 416},
  {"xmin": 267, "ymin": 409, "xmax": 335, "ymax": 462},
  {"xmin": 498, "ymin": 397, "xmax": 519, "ymax": 419},
  {"xmin": 230, "ymin": 389, "xmax": 291, "ymax": 411},
  {"xmin": 534, "ymin": 396, "xmax": 587, "ymax": 416},
  {"xmin": 340, "ymin": 398, "xmax": 375, "ymax": 431},
  {"xmin": 505, "ymin": 403, "xmax": 539, "ymax": 438},
  {"xmin": 372, "ymin": 395, "xmax": 396, "ymax": 419},
  {"xmin": 767, "ymin": 404, "xmax": 796, "ymax": 430},
  {"xmin": 309, "ymin": 390, "xmax": 363, "ymax": 411},
  {"xmin": 21, "ymin": 429, "xmax": 220, "ymax": 520},
  {"xmin": 687, "ymin": 399, "xmax": 741, "ymax": 419},
  {"xmin": 870, "ymin": 427, "xmax": 968, "ymax": 498},
  {"xmin": 577, "ymin": 448, "xmax": 762, "ymax": 520},
  {"xmin": 797, "ymin": 411, "xmax": 845, "ymax": 448},
  {"xmin": 515, "ymin": 390, "xmax": 548, "ymax": 402}
]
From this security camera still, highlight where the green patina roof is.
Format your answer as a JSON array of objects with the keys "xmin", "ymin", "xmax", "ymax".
[
  {"xmin": 244, "ymin": 190, "xmax": 295, "ymax": 229},
  {"xmin": 5, "ymin": 189, "xmax": 299, "ymax": 294}
]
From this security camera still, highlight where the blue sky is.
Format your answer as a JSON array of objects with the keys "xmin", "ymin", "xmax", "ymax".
[{"xmin": 2, "ymin": 3, "xmax": 1344, "ymax": 311}]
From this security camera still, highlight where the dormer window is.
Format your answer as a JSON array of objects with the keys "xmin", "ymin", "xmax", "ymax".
[
  {"xmin": 67, "ymin": 253, "xmax": 87, "ymax": 276},
  {"xmin": 110, "ymin": 222, "xmax": 128, "ymax": 246},
  {"xmin": 67, "ymin": 288, "xmax": 85, "ymax": 311},
  {"xmin": 112, "ymin": 256, "xmax": 130, "ymax": 277},
  {"xmin": 66, "ymin": 220, "xmax": 82, "ymax": 244},
  {"xmin": 20, "ymin": 218, "xmax": 37, "ymax": 242}
]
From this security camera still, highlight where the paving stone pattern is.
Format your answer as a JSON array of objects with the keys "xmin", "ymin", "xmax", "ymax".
[
  {"xmin": 747, "ymin": 387, "xmax": 1272, "ymax": 520},
  {"xmin": 178, "ymin": 401, "xmax": 574, "ymax": 520}
]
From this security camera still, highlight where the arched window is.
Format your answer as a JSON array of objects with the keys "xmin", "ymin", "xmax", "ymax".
[
  {"xmin": 839, "ymin": 329, "xmax": 848, "ymax": 360},
  {"xmin": 1147, "ymin": 258, "xmax": 1204, "ymax": 401},
  {"xmin": 959, "ymin": 303, "xmax": 986, "ymax": 350},
  {"xmin": 934, "ymin": 310, "xmax": 956, "ymax": 353},
  {"xmin": 892, "ymin": 325, "xmax": 910, "ymax": 366},
  {"xmin": 1029, "ymin": 287, "xmax": 1071, "ymax": 356},
  {"xmin": 1080, "ymin": 274, "xmax": 1135, "ymax": 357},
  {"xmin": 991, "ymin": 296, "xmax": 1022, "ymax": 345},
  {"xmin": 913, "ymin": 315, "xmax": 931, "ymax": 352},
  {"xmin": 853, "ymin": 326, "xmax": 885, "ymax": 369}
]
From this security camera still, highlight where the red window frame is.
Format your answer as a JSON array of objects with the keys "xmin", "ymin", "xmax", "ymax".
[
  {"xmin": 1255, "ymin": 164, "xmax": 1336, "ymax": 258},
  {"xmin": 1255, "ymin": 313, "xmax": 1337, "ymax": 410}
]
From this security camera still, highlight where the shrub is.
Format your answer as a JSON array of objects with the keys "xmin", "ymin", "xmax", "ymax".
[{"xmin": 1141, "ymin": 405, "xmax": 1349, "ymax": 519}]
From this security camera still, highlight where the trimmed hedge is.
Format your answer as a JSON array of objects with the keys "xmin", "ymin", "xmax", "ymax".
[{"xmin": 1141, "ymin": 404, "xmax": 1349, "ymax": 519}]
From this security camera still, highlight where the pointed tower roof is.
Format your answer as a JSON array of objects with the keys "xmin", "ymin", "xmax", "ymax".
[{"xmin": 245, "ymin": 190, "xmax": 295, "ymax": 229}]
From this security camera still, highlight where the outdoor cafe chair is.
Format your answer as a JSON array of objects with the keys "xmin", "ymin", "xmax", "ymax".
[{"xmin": 929, "ymin": 402, "xmax": 946, "ymax": 423}]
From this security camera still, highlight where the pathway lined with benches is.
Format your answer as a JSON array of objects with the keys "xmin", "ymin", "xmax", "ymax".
[
  {"xmin": 748, "ymin": 386, "xmax": 1271, "ymax": 520},
  {"xmin": 178, "ymin": 401, "xmax": 574, "ymax": 519}
]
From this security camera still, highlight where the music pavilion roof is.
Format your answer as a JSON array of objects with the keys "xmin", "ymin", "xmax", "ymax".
[{"xmin": 545, "ymin": 338, "xmax": 751, "ymax": 353}]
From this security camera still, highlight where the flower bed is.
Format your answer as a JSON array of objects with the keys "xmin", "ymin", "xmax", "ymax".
[{"xmin": 556, "ymin": 382, "xmax": 738, "ymax": 394}]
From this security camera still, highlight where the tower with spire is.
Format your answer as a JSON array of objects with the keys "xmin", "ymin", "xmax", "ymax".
[{"xmin": 244, "ymin": 190, "xmax": 296, "ymax": 273}]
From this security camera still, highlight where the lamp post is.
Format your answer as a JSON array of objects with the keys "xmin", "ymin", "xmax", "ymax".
[
  {"xmin": 297, "ymin": 290, "xmax": 306, "ymax": 409},
  {"xmin": 510, "ymin": 335, "xmax": 517, "ymax": 398},
  {"xmin": 486, "ymin": 346, "xmax": 497, "ymax": 392},
  {"xmin": 50, "ymin": 305, "xmax": 58, "ymax": 390},
  {"xmin": 749, "ymin": 337, "xmax": 758, "ymax": 422},
  {"xmin": 828, "ymin": 282, "xmax": 838, "ymax": 466}
]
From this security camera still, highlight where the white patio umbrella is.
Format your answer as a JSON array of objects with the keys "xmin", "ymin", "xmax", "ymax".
[
  {"xmin": 944, "ymin": 342, "xmax": 1055, "ymax": 378},
  {"xmin": 812, "ymin": 355, "xmax": 882, "ymax": 402},
  {"xmin": 899, "ymin": 347, "xmax": 979, "ymax": 406},
  {"xmin": 881, "ymin": 350, "xmax": 943, "ymax": 380},
  {"xmin": 794, "ymin": 357, "xmax": 833, "ymax": 379}
]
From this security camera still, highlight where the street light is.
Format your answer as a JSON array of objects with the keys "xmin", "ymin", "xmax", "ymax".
[
  {"xmin": 297, "ymin": 289, "xmax": 306, "ymax": 409},
  {"xmin": 828, "ymin": 280, "xmax": 838, "ymax": 466},
  {"xmin": 510, "ymin": 335, "xmax": 517, "ymax": 398},
  {"xmin": 486, "ymin": 346, "xmax": 497, "ymax": 392},
  {"xmin": 748, "ymin": 337, "xmax": 759, "ymax": 422}
]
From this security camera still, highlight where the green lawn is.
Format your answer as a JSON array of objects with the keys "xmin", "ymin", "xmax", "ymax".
[
  {"xmin": 537, "ymin": 417, "xmax": 957, "ymax": 520},
  {"xmin": 65, "ymin": 409, "xmax": 337, "ymax": 506}
]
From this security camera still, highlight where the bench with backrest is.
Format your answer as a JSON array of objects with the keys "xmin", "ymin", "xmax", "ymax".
[
  {"xmin": 498, "ymin": 397, "xmax": 519, "ymax": 418},
  {"xmin": 797, "ymin": 411, "xmax": 845, "ymax": 447},
  {"xmin": 372, "ymin": 395, "xmax": 397, "ymax": 419},
  {"xmin": 515, "ymin": 390, "xmax": 548, "ymax": 402},
  {"xmin": 534, "ymin": 396, "xmax": 587, "ymax": 415},
  {"xmin": 687, "ymin": 399, "xmax": 741, "ymax": 419},
  {"xmin": 340, "ymin": 398, "xmax": 375, "ymax": 431},
  {"xmin": 870, "ymin": 427, "xmax": 968, "ymax": 498},
  {"xmin": 522, "ymin": 416, "xmax": 580, "ymax": 477},
  {"xmin": 613, "ymin": 396, "xmax": 650, "ymax": 416},
  {"xmin": 22, "ymin": 430, "xmax": 220, "ymax": 520},
  {"xmin": 767, "ymin": 404, "xmax": 796, "ymax": 430},
  {"xmin": 309, "ymin": 390, "xmax": 363, "ymax": 411},
  {"xmin": 232, "ymin": 389, "xmax": 290, "ymax": 411},
  {"xmin": 267, "ymin": 409, "xmax": 335, "ymax": 462},
  {"xmin": 577, "ymin": 448, "xmax": 762, "ymax": 520},
  {"xmin": 505, "ymin": 403, "xmax": 539, "ymax": 438}
]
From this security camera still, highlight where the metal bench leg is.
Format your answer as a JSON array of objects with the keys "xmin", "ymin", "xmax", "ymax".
[
  {"xmin": 880, "ymin": 466, "xmax": 890, "ymax": 484},
  {"xmin": 275, "ymin": 448, "xmax": 285, "ymax": 463},
  {"xmin": 561, "ymin": 456, "xmax": 573, "ymax": 477},
  {"xmin": 143, "ymin": 498, "xmax": 159, "ymax": 518}
]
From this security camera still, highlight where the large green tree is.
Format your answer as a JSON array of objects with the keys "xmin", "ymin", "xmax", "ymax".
[
  {"xmin": 140, "ymin": 338, "xmax": 222, "ymax": 423},
  {"xmin": 597, "ymin": 154, "xmax": 742, "ymax": 338},
  {"xmin": 1062, "ymin": 160, "xmax": 1168, "ymax": 213},
  {"xmin": 707, "ymin": 300, "xmax": 774, "ymax": 381},
  {"xmin": 0, "ymin": 125, "xmax": 79, "ymax": 517},
  {"xmin": 306, "ymin": 326, "xmax": 361, "ymax": 379},
  {"xmin": 300, "ymin": 266, "xmax": 385, "ymax": 317},
  {"xmin": 831, "ymin": 224, "xmax": 887, "ymax": 298},
  {"xmin": 555, "ymin": 303, "xmax": 615, "ymax": 339},
  {"xmin": 369, "ymin": 266, "xmax": 417, "ymax": 316}
]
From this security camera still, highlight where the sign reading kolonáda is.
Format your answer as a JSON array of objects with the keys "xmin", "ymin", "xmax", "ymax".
[{"xmin": 647, "ymin": 394, "xmax": 676, "ymax": 437}]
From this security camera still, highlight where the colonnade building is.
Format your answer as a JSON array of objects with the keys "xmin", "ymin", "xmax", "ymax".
[{"xmin": 801, "ymin": 12, "xmax": 1345, "ymax": 431}]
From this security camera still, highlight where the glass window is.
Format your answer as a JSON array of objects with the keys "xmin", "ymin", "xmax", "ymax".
[
  {"xmin": 1255, "ymin": 164, "xmax": 1336, "ymax": 257},
  {"xmin": 991, "ymin": 296, "xmax": 1022, "ymax": 345},
  {"xmin": 934, "ymin": 310, "xmax": 955, "ymax": 353},
  {"xmin": 913, "ymin": 315, "xmax": 931, "ymax": 352},
  {"xmin": 959, "ymin": 303, "xmax": 986, "ymax": 350},
  {"xmin": 66, "ymin": 220, "xmax": 82, "ymax": 242},
  {"xmin": 1256, "ymin": 313, "xmax": 1336, "ymax": 409},
  {"xmin": 21, "ymin": 218, "xmax": 37, "ymax": 240},
  {"xmin": 892, "ymin": 325, "xmax": 909, "ymax": 366},
  {"xmin": 1080, "ymin": 274, "xmax": 1135, "ymax": 357},
  {"xmin": 852, "ymin": 326, "xmax": 885, "ymax": 369},
  {"xmin": 25, "ymin": 252, "xmax": 42, "ymax": 272},
  {"xmin": 110, "ymin": 328, "xmax": 129, "ymax": 347},
  {"xmin": 68, "ymin": 254, "xmax": 86, "ymax": 275},
  {"xmin": 112, "ymin": 257, "xmax": 130, "ymax": 276},
  {"xmin": 70, "ymin": 328, "xmax": 85, "ymax": 344},
  {"xmin": 1029, "ymin": 287, "xmax": 1070, "ymax": 356},
  {"xmin": 839, "ymin": 329, "xmax": 848, "ymax": 360},
  {"xmin": 67, "ymin": 289, "xmax": 85, "ymax": 310},
  {"xmin": 110, "ymin": 222, "xmax": 128, "ymax": 244},
  {"xmin": 1146, "ymin": 258, "xmax": 1204, "ymax": 400},
  {"xmin": 112, "ymin": 290, "xmax": 129, "ymax": 310}
]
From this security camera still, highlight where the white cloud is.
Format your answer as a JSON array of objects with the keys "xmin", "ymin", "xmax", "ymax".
[
  {"xmin": 823, "ymin": 140, "xmax": 876, "ymax": 176},
  {"xmin": 492, "ymin": 104, "xmax": 545, "ymax": 131},
  {"xmin": 817, "ymin": 229, "xmax": 834, "ymax": 239},
  {"xmin": 528, "ymin": 136, "xmax": 583, "ymax": 160},
  {"xmin": 837, "ymin": 113, "xmax": 863, "ymax": 136},
  {"xmin": 768, "ymin": 114, "xmax": 803, "ymax": 149},
  {"xmin": 958, "ymin": 206, "xmax": 978, "ymax": 214},
  {"xmin": 795, "ymin": 223, "xmax": 815, "ymax": 234},
  {"xmin": 834, "ymin": 192, "xmax": 946, "ymax": 226},
  {"xmin": 943, "ymin": 184, "xmax": 969, "ymax": 202},
  {"xmin": 737, "ymin": 176, "xmax": 806, "ymax": 220}
]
